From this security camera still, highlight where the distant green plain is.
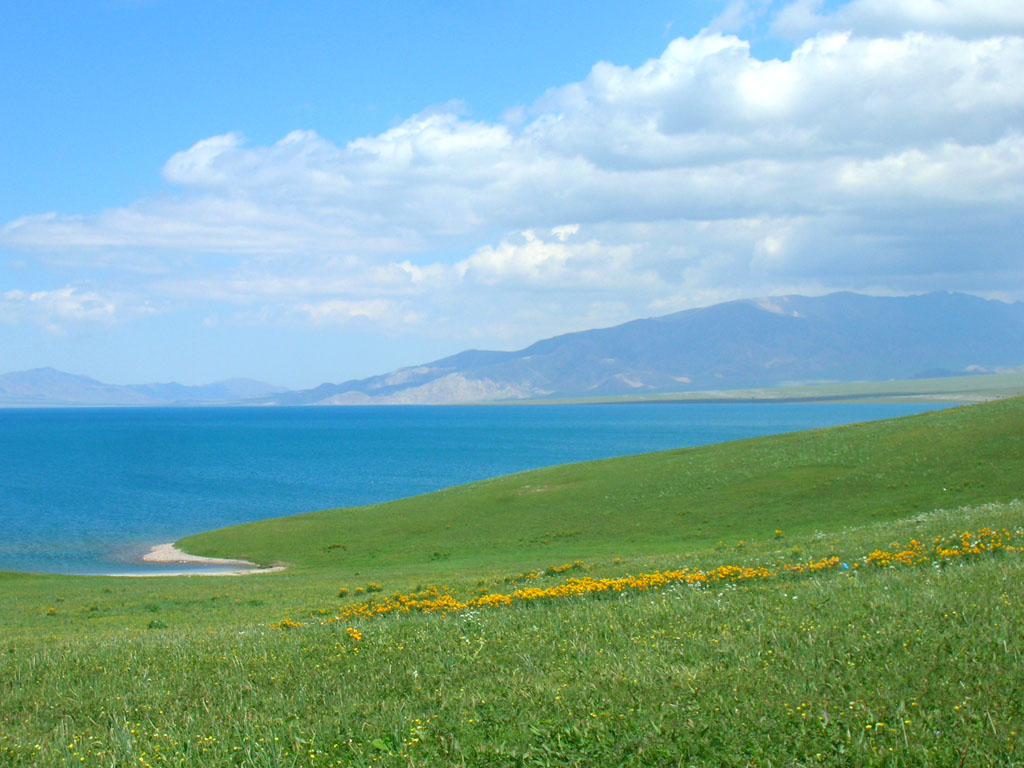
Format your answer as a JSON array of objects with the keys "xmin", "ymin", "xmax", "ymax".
[{"xmin": 512, "ymin": 369, "xmax": 1024, "ymax": 405}]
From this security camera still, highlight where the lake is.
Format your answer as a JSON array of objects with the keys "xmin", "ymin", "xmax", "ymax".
[{"xmin": 0, "ymin": 402, "xmax": 955, "ymax": 574}]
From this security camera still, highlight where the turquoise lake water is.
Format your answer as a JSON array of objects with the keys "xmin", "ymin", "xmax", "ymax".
[{"xmin": 0, "ymin": 402, "xmax": 955, "ymax": 575}]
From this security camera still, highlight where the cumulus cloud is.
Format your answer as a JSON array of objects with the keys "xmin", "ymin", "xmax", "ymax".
[
  {"xmin": 0, "ymin": 286, "xmax": 154, "ymax": 333},
  {"xmin": 456, "ymin": 227, "xmax": 652, "ymax": 291},
  {"xmin": 7, "ymin": 32, "xmax": 1021, "ymax": 253},
  {"xmin": 2, "ymin": 0, "xmax": 1023, "ymax": 345}
]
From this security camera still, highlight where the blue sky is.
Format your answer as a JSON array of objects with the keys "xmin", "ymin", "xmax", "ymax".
[{"xmin": 2, "ymin": 0, "xmax": 1022, "ymax": 388}]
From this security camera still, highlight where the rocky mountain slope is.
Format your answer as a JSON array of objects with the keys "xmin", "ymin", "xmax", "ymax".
[{"xmin": 270, "ymin": 292, "xmax": 1024, "ymax": 405}]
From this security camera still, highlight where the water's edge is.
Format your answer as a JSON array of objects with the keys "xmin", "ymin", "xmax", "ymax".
[{"xmin": 0, "ymin": 402, "xmax": 959, "ymax": 575}]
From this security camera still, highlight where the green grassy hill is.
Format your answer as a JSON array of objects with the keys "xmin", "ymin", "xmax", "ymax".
[
  {"xmin": 182, "ymin": 397, "xmax": 1024, "ymax": 580},
  {"xmin": 2, "ymin": 397, "xmax": 1023, "ymax": 767}
]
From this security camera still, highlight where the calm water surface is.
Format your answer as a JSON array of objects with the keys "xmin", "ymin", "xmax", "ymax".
[{"xmin": 0, "ymin": 402, "xmax": 955, "ymax": 574}]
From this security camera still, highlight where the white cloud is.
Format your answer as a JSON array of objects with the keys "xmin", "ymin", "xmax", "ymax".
[
  {"xmin": 0, "ymin": 286, "xmax": 154, "ymax": 333},
  {"xmin": 773, "ymin": 0, "xmax": 1024, "ymax": 39},
  {"xmin": 162, "ymin": 132, "xmax": 247, "ymax": 186},
  {"xmin": 291, "ymin": 298, "xmax": 396, "ymax": 326},
  {"xmin": 535, "ymin": 32, "xmax": 1024, "ymax": 159},
  {"xmin": 456, "ymin": 227, "xmax": 651, "ymax": 290},
  {"xmin": 707, "ymin": 0, "xmax": 774, "ymax": 34},
  {"xmin": 2, "ymin": 4, "xmax": 1023, "ymax": 346},
  {"xmin": 5, "ymin": 30, "xmax": 1020, "ymax": 260},
  {"xmin": 833, "ymin": 134, "xmax": 1024, "ymax": 204}
]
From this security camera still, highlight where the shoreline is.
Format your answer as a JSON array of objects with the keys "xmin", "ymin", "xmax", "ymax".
[
  {"xmin": 143, "ymin": 543, "xmax": 258, "ymax": 566},
  {"xmin": 120, "ymin": 543, "xmax": 286, "ymax": 577}
]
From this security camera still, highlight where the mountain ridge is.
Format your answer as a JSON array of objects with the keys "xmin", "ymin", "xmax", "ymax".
[
  {"xmin": 6, "ymin": 291, "xmax": 1023, "ymax": 406},
  {"xmin": 268, "ymin": 291, "xmax": 1024, "ymax": 405},
  {"xmin": 0, "ymin": 367, "xmax": 286, "ymax": 406}
]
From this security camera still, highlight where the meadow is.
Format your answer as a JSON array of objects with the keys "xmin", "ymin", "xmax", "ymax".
[
  {"xmin": 517, "ymin": 370, "xmax": 1024, "ymax": 406},
  {"xmin": 1, "ymin": 397, "xmax": 1023, "ymax": 766}
]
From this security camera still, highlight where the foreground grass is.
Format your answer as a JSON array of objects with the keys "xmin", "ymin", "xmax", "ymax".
[
  {"xmin": 1, "ymin": 502, "xmax": 1022, "ymax": 767},
  {"xmin": 2, "ymin": 398, "xmax": 1024, "ymax": 766}
]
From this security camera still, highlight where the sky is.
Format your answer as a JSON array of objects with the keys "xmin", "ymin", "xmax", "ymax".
[{"xmin": 1, "ymin": 0, "xmax": 1022, "ymax": 389}]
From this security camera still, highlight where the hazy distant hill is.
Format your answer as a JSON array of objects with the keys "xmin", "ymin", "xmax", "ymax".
[
  {"xmin": 0, "ymin": 368, "xmax": 287, "ymax": 406},
  {"xmin": 270, "ymin": 292, "xmax": 1024, "ymax": 405}
]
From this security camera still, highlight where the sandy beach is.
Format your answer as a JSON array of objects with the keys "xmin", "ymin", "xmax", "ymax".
[{"xmin": 129, "ymin": 543, "xmax": 285, "ymax": 576}]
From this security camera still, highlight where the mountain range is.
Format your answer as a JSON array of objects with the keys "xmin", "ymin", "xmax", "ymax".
[
  {"xmin": 4, "ymin": 292, "xmax": 1023, "ymax": 406},
  {"xmin": 0, "ymin": 368, "xmax": 286, "ymax": 406},
  {"xmin": 267, "ymin": 291, "xmax": 1024, "ymax": 405}
]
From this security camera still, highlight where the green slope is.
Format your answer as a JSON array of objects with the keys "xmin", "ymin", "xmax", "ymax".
[
  {"xmin": 181, "ymin": 396, "xmax": 1024, "ymax": 580},
  {"xmin": 4, "ymin": 396, "xmax": 1024, "ymax": 767}
]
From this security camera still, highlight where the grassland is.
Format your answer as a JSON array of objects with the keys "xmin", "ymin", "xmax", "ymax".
[
  {"xmin": 516, "ymin": 370, "xmax": 1024, "ymax": 405},
  {"xmin": 181, "ymin": 396, "xmax": 1024, "ymax": 579},
  {"xmin": 2, "ymin": 398, "xmax": 1023, "ymax": 766}
]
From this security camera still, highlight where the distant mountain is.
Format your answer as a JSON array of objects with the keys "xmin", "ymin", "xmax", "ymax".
[
  {"xmin": 269, "ymin": 292, "xmax": 1024, "ymax": 405},
  {"xmin": 0, "ymin": 368, "xmax": 287, "ymax": 406},
  {"xmin": 8, "ymin": 292, "xmax": 1023, "ymax": 407}
]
